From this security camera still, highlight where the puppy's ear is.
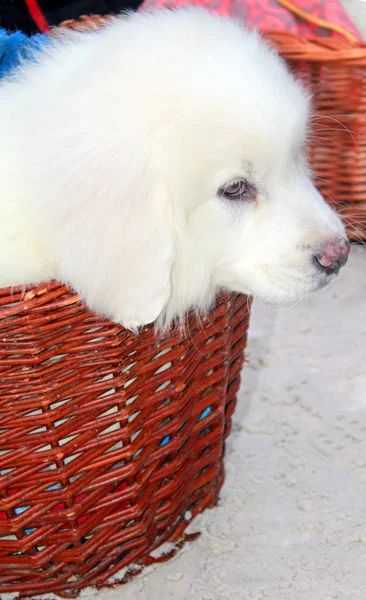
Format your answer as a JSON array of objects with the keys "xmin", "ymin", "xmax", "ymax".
[{"xmin": 58, "ymin": 173, "xmax": 174, "ymax": 330}]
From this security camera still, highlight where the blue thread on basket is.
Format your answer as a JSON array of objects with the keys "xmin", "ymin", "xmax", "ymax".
[
  {"xmin": 199, "ymin": 406, "xmax": 212, "ymax": 420},
  {"xmin": 14, "ymin": 505, "xmax": 29, "ymax": 516},
  {"xmin": 23, "ymin": 484, "xmax": 62, "ymax": 534},
  {"xmin": 15, "ymin": 505, "xmax": 36, "ymax": 535},
  {"xmin": 46, "ymin": 483, "xmax": 62, "ymax": 491},
  {"xmin": 158, "ymin": 406, "xmax": 212, "ymax": 448},
  {"xmin": 159, "ymin": 435, "xmax": 170, "ymax": 447}
]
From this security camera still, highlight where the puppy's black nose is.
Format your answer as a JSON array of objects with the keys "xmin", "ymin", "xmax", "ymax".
[{"xmin": 315, "ymin": 238, "xmax": 350, "ymax": 275}]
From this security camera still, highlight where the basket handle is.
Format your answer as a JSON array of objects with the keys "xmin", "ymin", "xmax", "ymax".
[{"xmin": 276, "ymin": 0, "xmax": 358, "ymax": 43}]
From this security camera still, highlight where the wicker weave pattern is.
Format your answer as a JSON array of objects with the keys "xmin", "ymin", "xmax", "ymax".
[
  {"xmin": 0, "ymin": 283, "xmax": 250, "ymax": 597},
  {"xmin": 266, "ymin": 32, "xmax": 366, "ymax": 241}
]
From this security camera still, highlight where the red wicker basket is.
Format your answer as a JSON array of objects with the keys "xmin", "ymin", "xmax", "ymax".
[
  {"xmin": 0, "ymin": 15, "xmax": 253, "ymax": 597},
  {"xmin": 265, "ymin": 32, "xmax": 366, "ymax": 242},
  {"xmin": 0, "ymin": 282, "xmax": 251, "ymax": 597}
]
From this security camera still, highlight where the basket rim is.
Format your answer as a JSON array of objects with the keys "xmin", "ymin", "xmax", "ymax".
[
  {"xmin": 57, "ymin": 14, "xmax": 366, "ymax": 64},
  {"xmin": 264, "ymin": 31, "xmax": 366, "ymax": 64}
]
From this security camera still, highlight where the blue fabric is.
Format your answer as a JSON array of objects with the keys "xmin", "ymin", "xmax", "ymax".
[{"xmin": 0, "ymin": 29, "xmax": 49, "ymax": 79}]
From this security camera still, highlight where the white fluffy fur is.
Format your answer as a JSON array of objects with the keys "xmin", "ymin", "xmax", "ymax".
[{"xmin": 0, "ymin": 8, "xmax": 346, "ymax": 329}]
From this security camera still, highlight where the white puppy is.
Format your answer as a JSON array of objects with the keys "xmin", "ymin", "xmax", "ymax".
[{"xmin": 0, "ymin": 8, "xmax": 349, "ymax": 329}]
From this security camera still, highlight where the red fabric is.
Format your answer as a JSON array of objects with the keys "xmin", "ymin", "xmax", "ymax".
[
  {"xmin": 140, "ymin": 0, "xmax": 361, "ymax": 40},
  {"xmin": 24, "ymin": 0, "xmax": 50, "ymax": 33}
]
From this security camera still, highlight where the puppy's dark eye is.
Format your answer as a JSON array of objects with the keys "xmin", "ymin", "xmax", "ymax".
[{"xmin": 219, "ymin": 179, "xmax": 253, "ymax": 201}]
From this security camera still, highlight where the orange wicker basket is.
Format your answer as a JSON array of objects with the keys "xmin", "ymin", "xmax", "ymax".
[
  {"xmin": 265, "ymin": 32, "xmax": 366, "ymax": 242},
  {"xmin": 0, "ymin": 282, "xmax": 251, "ymax": 597}
]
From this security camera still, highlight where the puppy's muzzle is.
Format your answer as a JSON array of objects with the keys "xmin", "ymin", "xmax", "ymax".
[{"xmin": 314, "ymin": 238, "xmax": 350, "ymax": 276}]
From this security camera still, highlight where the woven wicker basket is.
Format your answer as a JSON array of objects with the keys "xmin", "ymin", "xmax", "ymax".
[
  {"xmin": 0, "ymin": 282, "xmax": 251, "ymax": 597},
  {"xmin": 265, "ymin": 32, "xmax": 366, "ymax": 242},
  {"xmin": 0, "ymin": 15, "xmax": 252, "ymax": 597}
]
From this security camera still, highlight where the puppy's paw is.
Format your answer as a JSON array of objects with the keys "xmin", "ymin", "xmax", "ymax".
[{"xmin": 110, "ymin": 288, "xmax": 171, "ymax": 331}]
